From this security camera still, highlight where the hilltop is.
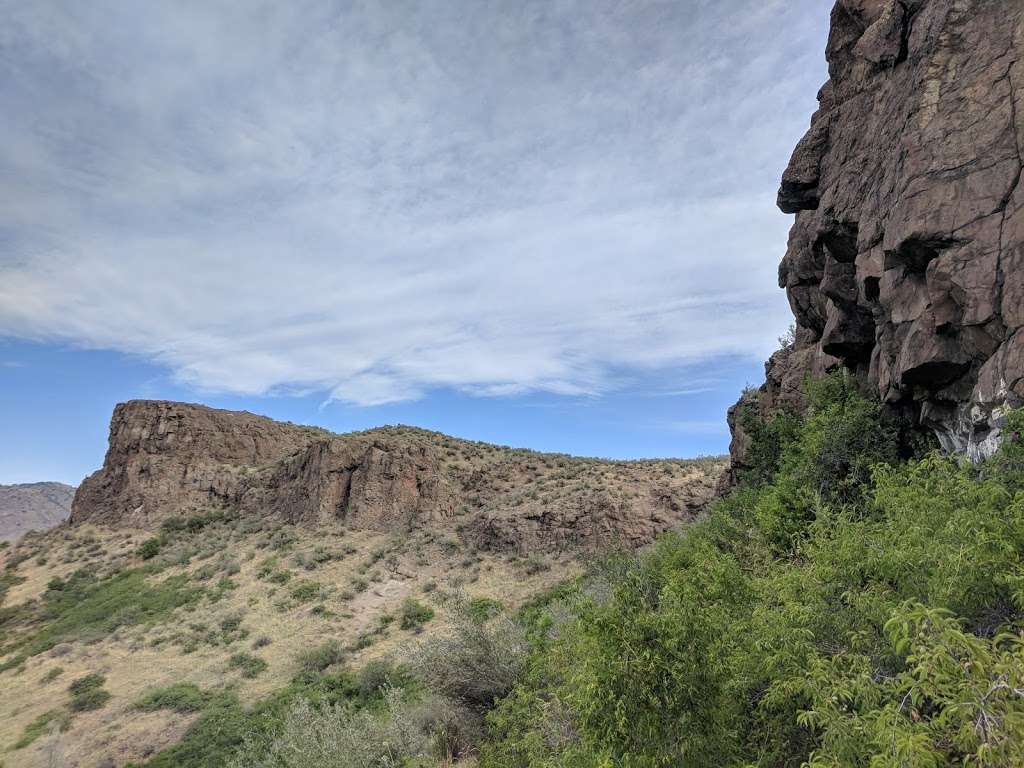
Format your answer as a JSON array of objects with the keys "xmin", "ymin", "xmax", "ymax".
[{"xmin": 72, "ymin": 400, "xmax": 724, "ymax": 553}]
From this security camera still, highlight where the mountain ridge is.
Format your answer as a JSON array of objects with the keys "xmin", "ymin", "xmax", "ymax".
[
  {"xmin": 0, "ymin": 482, "xmax": 75, "ymax": 542},
  {"xmin": 71, "ymin": 400, "xmax": 725, "ymax": 553}
]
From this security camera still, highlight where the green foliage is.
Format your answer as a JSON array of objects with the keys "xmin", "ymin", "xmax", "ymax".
[
  {"xmin": 13, "ymin": 709, "xmax": 70, "ymax": 750},
  {"xmin": 479, "ymin": 380, "xmax": 1024, "ymax": 768},
  {"xmin": 289, "ymin": 580, "xmax": 323, "ymax": 602},
  {"xmin": 138, "ymin": 537, "xmax": 161, "ymax": 560},
  {"xmin": 136, "ymin": 683, "xmax": 212, "ymax": 713},
  {"xmin": 799, "ymin": 602, "xmax": 1024, "ymax": 767},
  {"xmin": 1, "ymin": 568, "xmax": 202, "ymax": 663},
  {"xmin": 129, "ymin": 668, "xmax": 396, "ymax": 768},
  {"xmin": 295, "ymin": 639, "xmax": 344, "ymax": 673},
  {"xmin": 68, "ymin": 672, "xmax": 111, "ymax": 711},
  {"xmin": 229, "ymin": 652, "xmax": 268, "ymax": 679},
  {"xmin": 467, "ymin": 596, "xmax": 504, "ymax": 622},
  {"xmin": 399, "ymin": 598, "xmax": 435, "ymax": 631}
]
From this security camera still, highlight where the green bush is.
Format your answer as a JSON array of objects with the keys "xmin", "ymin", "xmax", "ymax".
[
  {"xmin": 229, "ymin": 652, "xmax": 268, "ymax": 679},
  {"xmin": 136, "ymin": 683, "xmax": 211, "ymax": 713},
  {"xmin": 290, "ymin": 581, "xmax": 322, "ymax": 603},
  {"xmin": 68, "ymin": 672, "xmax": 112, "ymax": 711},
  {"xmin": 138, "ymin": 538, "xmax": 161, "ymax": 560},
  {"xmin": 399, "ymin": 598, "xmax": 434, "ymax": 631},
  {"xmin": 478, "ymin": 382, "xmax": 1024, "ymax": 768},
  {"xmin": 467, "ymin": 597, "xmax": 504, "ymax": 622},
  {"xmin": 295, "ymin": 640, "xmax": 344, "ymax": 673},
  {"xmin": 4, "ymin": 568, "xmax": 203, "ymax": 663}
]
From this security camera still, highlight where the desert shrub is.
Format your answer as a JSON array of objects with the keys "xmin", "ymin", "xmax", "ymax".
[
  {"xmin": 229, "ymin": 652, "xmax": 268, "ymax": 679},
  {"xmin": 295, "ymin": 640, "xmax": 344, "ymax": 673},
  {"xmin": 68, "ymin": 672, "xmax": 112, "ymax": 711},
  {"xmin": 138, "ymin": 538, "xmax": 161, "ymax": 560},
  {"xmin": 136, "ymin": 682, "xmax": 211, "ymax": 713},
  {"xmin": 40, "ymin": 665, "xmax": 63, "ymax": 683},
  {"xmin": 398, "ymin": 598, "xmax": 434, "ymax": 631},
  {"xmin": 467, "ymin": 596, "xmax": 503, "ymax": 622},
  {"xmin": 228, "ymin": 687, "xmax": 476, "ymax": 768},
  {"xmin": 354, "ymin": 659, "xmax": 398, "ymax": 698},
  {"xmin": 290, "ymin": 581, "xmax": 322, "ymax": 603},
  {"xmin": 410, "ymin": 597, "xmax": 527, "ymax": 714}
]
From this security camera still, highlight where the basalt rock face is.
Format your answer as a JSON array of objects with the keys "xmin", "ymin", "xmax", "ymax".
[
  {"xmin": 72, "ymin": 400, "xmax": 724, "ymax": 552},
  {"xmin": 730, "ymin": 0, "xmax": 1024, "ymax": 475}
]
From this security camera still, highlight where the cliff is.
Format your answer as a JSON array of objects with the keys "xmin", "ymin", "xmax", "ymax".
[
  {"xmin": 730, "ymin": 0, "xmax": 1024, "ymax": 476},
  {"xmin": 71, "ymin": 400, "xmax": 723, "ymax": 552}
]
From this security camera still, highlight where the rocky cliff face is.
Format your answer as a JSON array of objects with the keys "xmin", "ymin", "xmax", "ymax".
[
  {"xmin": 0, "ymin": 482, "xmax": 75, "ymax": 542},
  {"xmin": 730, "ymin": 0, "xmax": 1024, "ymax": 475},
  {"xmin": 72, "ymin": 400, "xmax": 723, "ymax": 552}
]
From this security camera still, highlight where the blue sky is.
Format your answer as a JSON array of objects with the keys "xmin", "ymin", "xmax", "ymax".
[{"xmin": 0, "ymin": 1, "xmax": 830, "ymax": 485}]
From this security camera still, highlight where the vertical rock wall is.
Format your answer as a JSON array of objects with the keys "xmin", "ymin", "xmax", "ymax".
[{"xmin": 730, "ymin": 0, "xmax": 1024, "ymax": 475}]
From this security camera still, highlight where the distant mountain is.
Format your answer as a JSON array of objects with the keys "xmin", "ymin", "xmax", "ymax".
[{"xmin": 0, "ymin": 482, "xmax": 75, "ymax": 542}]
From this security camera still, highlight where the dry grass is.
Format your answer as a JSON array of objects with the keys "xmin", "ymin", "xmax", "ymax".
[{"xmin": 0, "ymin": 523, "xmax": 576, "ymax": 767}]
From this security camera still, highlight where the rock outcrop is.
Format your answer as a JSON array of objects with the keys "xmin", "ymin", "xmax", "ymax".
[
  {"xmin": 730, "ymin": 0, "xmax": 1024, "ymax": 474},
  {"xmin": 0, "ymin": 482, "xmax": 75, "ymax": 542},
  {"xmin": 72, "ymin": 400, "xmax": 724, "ymax": 552}
]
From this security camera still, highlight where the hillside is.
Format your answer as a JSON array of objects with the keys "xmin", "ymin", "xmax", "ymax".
[
  {"xmin": 0, "ymin": 402, "xmax": 724, "ymax": 767},
  {"xmin": 0, "ymin": 483, "xmax": 75, "ymax": 543},
  {"xmin": 72, "ymin": 400, "xmax": 723, "ymax": 553}
]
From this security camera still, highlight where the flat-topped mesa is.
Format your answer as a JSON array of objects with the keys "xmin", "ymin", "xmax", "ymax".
[
  {"xmin": 72, "ymin": 400, "xmax": 725, "ymax": 552},
  {"xmin": 70, "ymin": 401, "xmax": 327, "ymax": 527},
  {"xmin": 729, "ymin": 0, "xmax": 1024, "ymax": 477}
]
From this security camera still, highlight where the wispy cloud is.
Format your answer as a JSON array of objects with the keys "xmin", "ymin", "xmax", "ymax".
[{"xmin": 0, "ymin": 0, "xmax": 828, "ymax": 405}]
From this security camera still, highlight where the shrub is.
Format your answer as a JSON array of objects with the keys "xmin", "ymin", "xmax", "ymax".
[
  {"xmin": 228, "ymin": 687, "xmax": 476, "ymax": 768},
  {"xmin": 410, "ymin": 598, "xmax": 527, "ymax": 713},
  {"xmin": 136, "ymin": 682, "xmax": 211, "ymax": 713},
  {"xmin": 68, "ymin": 673, "xmax": 112, "ymax": 711},
  {"xmin": 296, "ymin": 640, "xmax": 344, "ymax": 673},
  {"xmin": 138, "ymin": 538, "xmax": 161, "ymax": 560},
  {"xmin": 477, "ymin": 390, "xmax": 1024, "ymax": 768},
  {"xmin": 290, "ymin": 581, "xmax": 323, "ymax": 603},
  {"xmin": 467, "ymin": 597, "xmax": 503, "ymax": 622},
  {"xmin": 399, "ymin": 598, "xmax": 434, "ymax": 631},
  {"xmin": 355, "ymin": 659, "xmax": 406, "ymax": 698},
  {"xmin": 229, "ymin": 652, "xmax": 268, "ymax": 679}
]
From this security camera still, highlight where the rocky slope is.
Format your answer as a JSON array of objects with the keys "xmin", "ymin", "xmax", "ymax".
[
  {"xmin": 72, "ymin": 400, "xmax": 724, "ymax": 553},
  {"xmin": 0, "ymin": 482, "xmax": 75, "ymax": 542},
  {"xmin": 730, "ymin": 0, "xmax": 1024, "ymax": 475}
]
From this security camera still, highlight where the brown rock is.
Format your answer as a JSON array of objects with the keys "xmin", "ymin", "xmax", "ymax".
[
  {"xmin": 71, "ymin": 400, "xmax": 725, "ymax": 553},
  {"xmin": 727, "ymin": 0, "xmax": 1024, "ymax": 470}
]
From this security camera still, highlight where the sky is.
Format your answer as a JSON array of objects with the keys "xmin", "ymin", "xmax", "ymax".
[{"xmin": 0, "ymin": 0, "xmax": 831, "ymax": 486}]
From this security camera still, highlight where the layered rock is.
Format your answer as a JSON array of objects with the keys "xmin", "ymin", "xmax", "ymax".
[
  {"xmin": 72, "ymin": 400, "xmax": 724, "ymax": 552},
  {"xmin": 731, "ymin": 0, "xmax": 1024, "ymax": 472}
]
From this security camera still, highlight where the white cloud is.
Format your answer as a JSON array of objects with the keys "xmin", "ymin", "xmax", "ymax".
[{"xmin": 0, "ymin": 0, "xmax": 829, "ymax": 405}]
